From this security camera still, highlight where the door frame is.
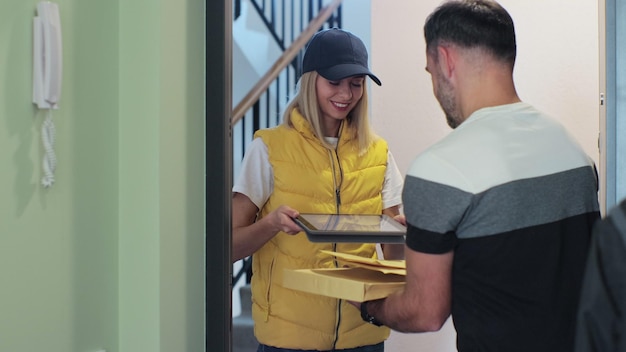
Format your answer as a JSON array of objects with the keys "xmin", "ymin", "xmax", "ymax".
[
  {"xmin": 206, "ymin": 0, "xmax": 232, "ymax": 351},
  {"xmin": 601, "ymin": 0, "xmax": 626, "ymax": 213}
]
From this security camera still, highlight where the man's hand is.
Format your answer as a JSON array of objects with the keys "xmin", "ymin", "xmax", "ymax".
[{"xmin": 347, "ymin": 300, "xmax": 361, "ymax": 309}]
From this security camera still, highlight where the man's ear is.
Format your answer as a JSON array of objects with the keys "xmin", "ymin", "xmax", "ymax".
[{"xmin": 436, "ymin": 45, "xmax": 455, "ymax": 79}]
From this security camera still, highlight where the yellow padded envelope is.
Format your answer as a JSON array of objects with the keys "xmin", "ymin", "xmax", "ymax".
[
  {"xmin": 282, "ymin": 251, "xmax": 406, "ymax": 302},
  {"xmin": 319, "ymin": 250, "xmax": 406, "ymax": 275}
]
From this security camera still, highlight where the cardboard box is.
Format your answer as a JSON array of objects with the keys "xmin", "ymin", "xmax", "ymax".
[{"xmin": 282, "ymin": 251, "xmax": 406, "ymax": 302}]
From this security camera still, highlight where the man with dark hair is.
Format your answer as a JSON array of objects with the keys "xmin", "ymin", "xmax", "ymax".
[{"xmin": 356, "ymin": 1, "xmax": 600, "ymax": 351}]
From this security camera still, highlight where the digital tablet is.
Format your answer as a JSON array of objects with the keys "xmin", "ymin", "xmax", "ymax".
[{"xmin": 292, "ymin": 213, "xmax": 406, "ymax": 243}]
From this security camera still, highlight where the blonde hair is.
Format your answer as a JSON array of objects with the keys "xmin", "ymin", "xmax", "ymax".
[{"xmin": 281, "ymin": 71, "xmax": 378, "ymax": 154}]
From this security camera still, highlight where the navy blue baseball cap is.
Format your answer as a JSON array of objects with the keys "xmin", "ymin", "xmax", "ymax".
[{"xmin": 302, "ymin": 28, "xmax": 382, "ymax": 86}]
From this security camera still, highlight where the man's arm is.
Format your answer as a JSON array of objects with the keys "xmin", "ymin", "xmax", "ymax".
[{"xmin": 365, "ymin": 247, "xmax": 454, "ymax": 332}]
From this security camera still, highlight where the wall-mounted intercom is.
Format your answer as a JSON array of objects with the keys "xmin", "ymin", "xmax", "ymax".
[
  {"xmin": 33, "ymin": 1, "xmax": 62, "ymax": 187},
  {"xmin": 33, "ymin": 1, "xmax": 62, "ymax": 109}
]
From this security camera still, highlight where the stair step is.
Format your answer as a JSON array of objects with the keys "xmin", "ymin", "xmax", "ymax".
[
  {"xmin": 239, "ymin": 284, "xmax": 253, "ymax": 316},
  {"xmin": 233, "ymin": 284, "xmax": 258, "ymax": 352}
]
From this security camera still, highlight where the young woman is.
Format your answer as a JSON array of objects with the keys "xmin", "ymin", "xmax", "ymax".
[{"xmin": 232, "ymin": 28, "xmax": 403, "ymax": 352}]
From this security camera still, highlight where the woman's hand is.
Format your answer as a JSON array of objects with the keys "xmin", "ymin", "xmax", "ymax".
[
  {"xmin": 393, "ymin": 214, "xmax": 407, "ymax": 226},
  {"xmin": 267, "ymin": 205, "xmax": 302, "ymax": 235},
  {"xmin": 232, "ymin": 193, "xmax": 303, "ymax": 261}
]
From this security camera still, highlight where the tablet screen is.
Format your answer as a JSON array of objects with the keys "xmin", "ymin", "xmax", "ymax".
[{"xmin": 293, "ymin": 213, "xmax": 406, "ymax": 243}]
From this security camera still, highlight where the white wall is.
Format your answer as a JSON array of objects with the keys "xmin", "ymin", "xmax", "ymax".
[{"xmin": 370, "ymin": 1, "xmax": 600, "ymax": 351}]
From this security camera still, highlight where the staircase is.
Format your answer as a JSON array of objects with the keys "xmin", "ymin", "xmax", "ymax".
[
  {"xmin": 233, "ymin": 284, "xmax": 257, "ymax": 352},
  {"xmin": 231, "ymin": 1, "xmax": 343, "ymax": 351}
]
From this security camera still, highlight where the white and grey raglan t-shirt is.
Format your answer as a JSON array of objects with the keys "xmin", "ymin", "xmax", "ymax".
[{"xmin": 402, "ymin": 102, "xmax": 600, "ymax": 352}]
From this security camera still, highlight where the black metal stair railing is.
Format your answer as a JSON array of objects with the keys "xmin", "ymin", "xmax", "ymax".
[
  {"xmin": 232, "ymin": 0, "xmax": 342, "ymax": 289},
  {"xmin": 236, "ymin": 0, "xmax": 342, "ymax": 53},
  {"xmin": 249, "ymin": 0, "xmax": 342, "ymax": 52}
]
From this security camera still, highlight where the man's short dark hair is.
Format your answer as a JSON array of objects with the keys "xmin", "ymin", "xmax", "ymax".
[{"xmin": 424, "ymin": 0, "xmax": 516, "ymax": 65}]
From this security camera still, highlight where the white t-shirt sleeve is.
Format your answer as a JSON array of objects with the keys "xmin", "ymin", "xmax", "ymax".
[
  {"xmin": 382, "ymin": 150, "xmax": 404, "ymax": 209},
  {"xmin": 232, "ymin": 138, "xmax": 273, "ymax": 209}
]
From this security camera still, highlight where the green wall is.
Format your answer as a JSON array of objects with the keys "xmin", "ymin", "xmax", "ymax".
[
  {"xmin": 118, "ymin": 0, "xmax": 205, "ymax": 351},
  {"xmin": 0, "ymin": 0, "xmax": 205, "ymax": 351}
]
